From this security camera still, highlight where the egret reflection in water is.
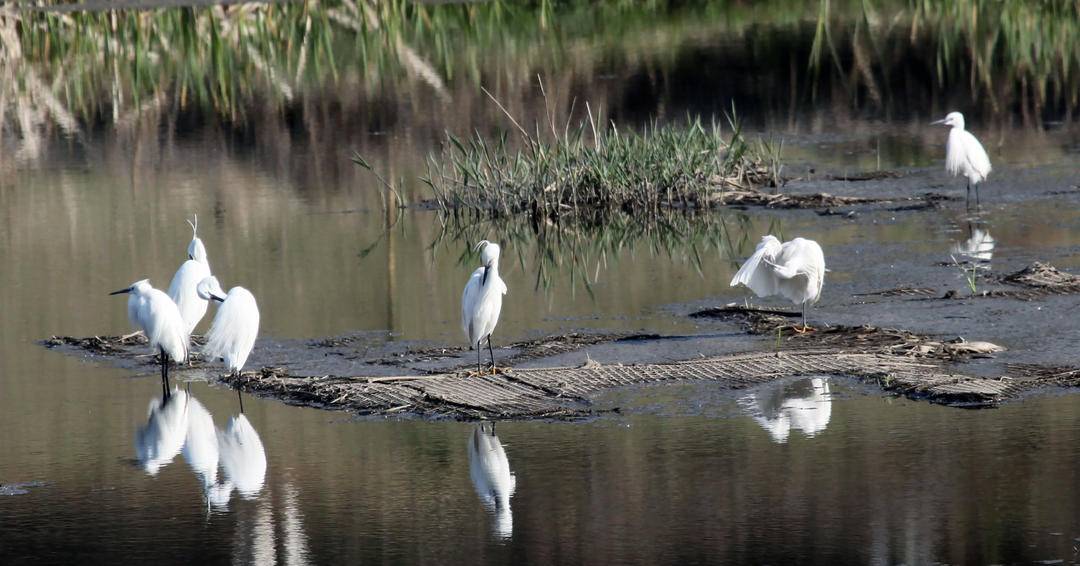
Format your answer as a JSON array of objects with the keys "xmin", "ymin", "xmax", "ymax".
[
  {"xmin": 135, "ymin": 388, "xmax": 190, "ymax": 475},
  {"xmin": 134, "ymin": 390, "xmax": 267, "ymax": 509},
  {"xmin": 951, "ymin": 222, "xmax": 996, "ymax": 264},
  {"xmin": 741, "ymin": 378, "xmax": 832, "ymax": 444},
  {"xmin": 468, "ymin": 423, "xmax": 516, "ymax": 539}
]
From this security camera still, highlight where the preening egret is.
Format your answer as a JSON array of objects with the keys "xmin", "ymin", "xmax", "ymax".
[
  {"xmin": 932, "ymin": 112, "xmax": 991, "ymax": 207},
  {"xmin": 461, "ymin": 240, "xmax": 508, "ymax": 374},
  {"xmin": 169, "ymin": 216, "xmax": 212, "ymax": 335},
  {"xmin": 135, "ymin": 388, "xmax": 189, "ymax": 475},
  {"xmin": 197, "ymin": 276, "xmax": 260, "ymax": 377},
  {"xmin": 111, "ymin": 279, "xmax": 189, "ymax": 396},
  {"xmin": 468, "ymin": 423, "xmax": 515, "ymax": 539},
  {"xmin": 741, "ymin": 378, "xmax": 832, "ymax": 444},
  {"xmin": 729, "ymin": 235, "xmax": 825, "ymax": 330}
]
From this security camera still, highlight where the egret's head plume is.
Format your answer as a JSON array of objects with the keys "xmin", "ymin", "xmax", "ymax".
[{"xmin": 187, "ymin": 214, "xmax": 208, "ymax": 265}]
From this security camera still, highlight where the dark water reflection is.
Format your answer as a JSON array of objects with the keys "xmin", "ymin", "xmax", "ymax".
[{"xmin": 1, "ymin": 1, "xmax": 1080, "ymax": 564}]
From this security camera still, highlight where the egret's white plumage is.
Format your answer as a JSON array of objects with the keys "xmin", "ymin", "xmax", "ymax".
[
  {"xmin": 217, "ymin": 413, "xmax": 267, "ymax": 499},
  {"xmin": 168, "ymin": 215, "xmax": 212, "ymax": 335},
  {"xmin": 468, "ymin": 423, "xmax": 516, "ymax": 539},
  {"xmin": 933, "ymin": 112, "xmax": 991, "ymax": 202},
  {"xmin": 729, "ymin": 235, "xmax": 825, "ymax": 326},
  {"xmin": 742, "ymin": 378, "xmax": 832, "ymax": 444},
  {"xmin": 198, "ymin": 276, "xmax": 260, "ymax": 375},
  {"xmin": 168, "ymin": 260, "xmax": 212, "ymax": 334},
  {"xmin": 113, "ymin": 279, "xmax": 189, "ymax": 365},
  {"xmin": 461, "ymin": 240, "xmax": 508, "ymax": 373},
  {"xmin": 135, "ymin": 388, "xmax": 190, "ymax": 475}
]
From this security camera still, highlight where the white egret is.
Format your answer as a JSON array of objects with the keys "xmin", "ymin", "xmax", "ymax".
[
  {"xmin": 468, "ymin": 423, "xmax": 516, "ymax": 539},
  {"xmin": 168, "ymin": 216, "xmax": 212, "ymax": 335},
  {"xmin": 217, "ymin": 413, "xmax": 267, "ymax": 500},
  {"xmin": 461, "ymin": 240, "xmax": 508, "ymax": 374},
  {"xmin": 742, "ymin": 378, "xmax": 832, "ymax": 444},
  {"xmin": 931, "ymin": 112, "xmax": 991, "ymax": 206},
  {"xmin": 729, "ymin": 235, "xmax": 825, "ymax": 331},
  {"xmin": 197, "ymin": 276, "xmax": 260, "ymax": 377},
  {"xmin": 111, "ymin": 279, "xmax": 189, "ymax": 395},
  {"xmin": 135, "ymin": 388, "xmax": 189, "ymax": 475}
]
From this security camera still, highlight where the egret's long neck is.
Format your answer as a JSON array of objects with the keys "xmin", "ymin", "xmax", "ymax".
[{"xmin": 483, "ymin": 261, "xmax": 500, "ymax": 286}]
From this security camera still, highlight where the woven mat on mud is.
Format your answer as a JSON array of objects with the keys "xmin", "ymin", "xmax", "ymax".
[{"xmin": 223, "ymin": 346, "xmax": 1018, "ymax": 420}]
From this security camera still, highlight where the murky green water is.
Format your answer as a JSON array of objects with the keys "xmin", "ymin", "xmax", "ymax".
[{"xmin": 2, "ymin": 1, "xmax": 1080, "ymax": 564}]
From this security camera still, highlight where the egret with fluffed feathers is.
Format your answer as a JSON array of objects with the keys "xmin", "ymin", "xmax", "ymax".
[
  {"xmin": 729, "ymin": 235, "xmax": 825, "ymax": 331},
  {"xmin": 932, "ymin": 111, "xmax": 991, "ymax": 206},
  {"xmin": 462, "ymin": 240, "xmax": 507, "ymax": 374},
  {"xmin": 197, "ymin": 276, "xmax": 260, "ymax": 378},
  {"xmin": 110, "ymin": 279, "xmax": 189, "ymax": 396}
]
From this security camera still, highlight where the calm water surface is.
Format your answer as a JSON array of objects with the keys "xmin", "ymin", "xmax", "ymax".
[{"xmin": 2, "ymin": 2, "xmax": 1080, "ymax": 564}]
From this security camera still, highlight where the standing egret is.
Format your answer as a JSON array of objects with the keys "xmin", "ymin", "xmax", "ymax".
[
  {"xmin": 110, "ymin": 279, "xmax": 189, "ymax": 396},
  {"xmin": 932, "ymin": 112, "xmax": 991, "ymax": 207},
  {"xmin": 729, "ymin": 235, "xmax": 825, "ymax": 331},
  {"xmin": 169, "ymin": 216, "xmax": 212, "ymax": 336},
  {"xmin": 461, "ymin": 240, "xmax": 508, "ymax": 375},
  {"xmin": 197, "ymin": 276, "xmax": 260, "ymax": 378}
]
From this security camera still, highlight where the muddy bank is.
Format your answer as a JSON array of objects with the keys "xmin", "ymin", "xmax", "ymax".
[{"xmin": 45, "ymin": 317, "xmax": 1023, "ymax": 420}]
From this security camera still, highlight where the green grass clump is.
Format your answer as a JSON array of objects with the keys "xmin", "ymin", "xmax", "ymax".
[{"xmin": 419, "ymin": 105, "xmax": 780, "ymax": 219}]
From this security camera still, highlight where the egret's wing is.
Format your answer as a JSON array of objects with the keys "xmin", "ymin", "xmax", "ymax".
[
  {"xmin": 471, "ymin": 284, "xmax": 504, "ymax": 346},
  {"xmin": 142, "ymin": 290, "xmax": 189, "ymax": 362},
  {"xmin": 730, "ymin": 235, "xmax": 783, "ymax": 298},
  {"xmin": 461, "ymin": 267, "xmax": 484, "ymax": 339},
  {"xmin": 168, "ymin": 260, "xmax": 212, "ymax": 334},
  {"xmin": 203, "ymin": 287, "xmax": 260, "ymax": 372},
  {"xmin": 960, "ymin": 130, "xmax": 991, "ymax": 182},
  {"xmin": 773, "ymin": 239, "xmax": 826, "ymax": 305}
]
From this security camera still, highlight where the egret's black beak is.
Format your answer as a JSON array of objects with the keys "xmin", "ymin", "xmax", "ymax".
[
  {"xmin": 109, "ymin": 287, "xmax": 132, "ymax": 296},
  {"xmin": 481, "ymin": 265, "xmax": 490, "ymax": 286},
  {"xmin": 930, "ymin": 118, "xmax": 947, "ymax": 125},
  {"xmin": 210, "ymin": 294, "xmax": 226, "ymax": 303}
]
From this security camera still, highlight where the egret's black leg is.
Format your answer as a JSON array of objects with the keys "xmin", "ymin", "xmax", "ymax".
[
  {"xmin": 966, "ymin": 180, "xmax": 971, "ymax": 210},
  {"xmin": 487, "ymin": 334, "xmax": 496, "ymax": 374},
  {"xmin": 975, "ymin": 182, "xmax": 981, "ymax": 210},
  {"xmin": 476, "ymin": 342, "xmax": 482, "ymax": 374},
  {"xmin": 802, "ymin": 302, "xmax": 808, "ymax": 329},
  {"xmin": 160, "ymin": 347, "xmax": 171, "ymax": 398},
  {"xmin": 237, "ymin": 386, "xmax": 245, "ymax": 414}
]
